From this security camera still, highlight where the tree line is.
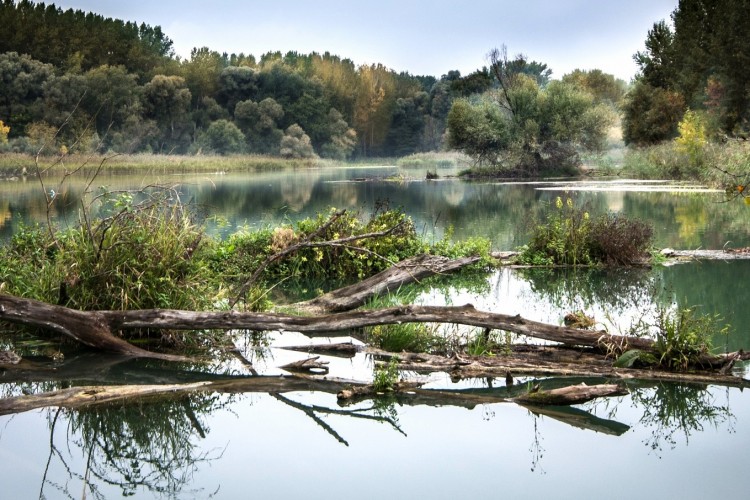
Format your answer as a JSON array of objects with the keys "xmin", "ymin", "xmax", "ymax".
[{"xmin": 0, "ymin": 0, "xmax": 515, "ymax": 158}]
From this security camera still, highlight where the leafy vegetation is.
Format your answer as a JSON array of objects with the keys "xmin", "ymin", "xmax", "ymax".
[
  {"xmin": 446, "ymin": 46, "xmax": 618, "ymax": 177},
  {"xmin": 372, "ymin": 357, "xmax": 401, "ymax": 392},
  {"xmin": 519, "ymin": 197, "xmax": 653, "ymax": 266}
]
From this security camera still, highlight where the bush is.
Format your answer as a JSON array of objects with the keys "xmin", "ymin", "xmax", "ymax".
[
  {"xmin": 589, "ymin": 213, "xmax": 653, "ymax": 265},
  {"xmin": 520, "ymin": 197, "xmax": 654, "ymax": 266},
  {"xmin": 521, "ymin": 196, "xmax": 592, "ymax": 266},
  {"xmin": 0, "ymin": 191, "xmax": 218, "ymax": 313}
]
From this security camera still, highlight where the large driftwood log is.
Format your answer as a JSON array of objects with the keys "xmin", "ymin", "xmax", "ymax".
[
  {"xmin": 2, "ymin": 293, "xmax": 749, "ymax": 375},
  {"xmin": 512, "ymin": 383, "xmax": 628, "ymax": 405},
  {"xmin": 293, "ymin": 254, "xmax": 481, "ymax": 313}
]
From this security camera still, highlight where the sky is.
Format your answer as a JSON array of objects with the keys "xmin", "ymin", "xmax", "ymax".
[{"xmin": 49, "ymin": 0, "xmax": 678, "ymax": 82}]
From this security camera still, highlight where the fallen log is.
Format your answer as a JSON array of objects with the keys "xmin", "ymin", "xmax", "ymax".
[
  {"xmin": 512, "ymin": 383, "xmax": 628, "ymax": 405},
  {"xmin": 0, "ymin": 382, "xmax": 211, "ymax": 415},
  {"xmin": 3, "ymin": 293, "xmax": 749, "ymax": 378},
  {"xmin": 293, "ymin": 254, "xmax": 482, "ymax": 313},
  {"xmin": 374, "ymin": 348, "xmax": 750, "ymax": 388},
  {"xmin": 282, "ymin": 342, "xmax": 361, "ymax": 357}
]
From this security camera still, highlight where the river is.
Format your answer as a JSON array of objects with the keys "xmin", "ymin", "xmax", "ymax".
[{"xmin": 0, "ymin": 163, "xmax": 748, "ymax": 499}]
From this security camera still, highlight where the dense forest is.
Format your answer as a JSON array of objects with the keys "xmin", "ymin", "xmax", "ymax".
[
  {"xmin": 0, "ymin": 0, "xmax": 627, "ymax": 160},
  {"xmin": 0, "ymin": 0, "xmax": 484, "ymax": 158},
  {"xmin": 1, "ymin": 0, "xmax": 746, "ymax": 166}
]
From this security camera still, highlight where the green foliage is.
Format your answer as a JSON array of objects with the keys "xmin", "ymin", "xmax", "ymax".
[
  {"xmin": 621, "ymin": 139, "xmax": 750, "ymax": 186},
  {"xmin": 369, "ymin": 323, "xmax": 439, "ymax": 353},
  {"xmin": 446, "ymin": 96, "xmax": 510, "ymax": 166},
  {"xmin": 279, "ymin": 124, "xmax": 317, "ymax": 159},
  {"xmin": 372, "ymin": 357, "xmax": 400, "ymax": 392},
  {"xmin": 613, "ymin": 349, "xmax": 658, "ymax": 368},
  {"xmin": 622, "ymin": 81, "xmax": 685, "ymax": 145},
  {"xmin": 447, "ymin": 68, "xmax": 614, "ymax": 176},
  {"xmin": 520, "ymin": 197, "xmax": 654, "ymax": 266},
  {"xmin": 652, "ymin": 306, "xmax": 729, "ymax": 371},
  {"xmin": 562, "ymin": 69, "xmax": 627, "ymax": 105},
  {"xmin": 0, "ymin": 192, "xmax": 217, "ymax": 314},
  {"xmin": 199, "ymin": 119, "xmax": 246, "ymax": 154},
  {"xmin": 521, "ymin": 196, "xmax": 593, "ymax": 266}
]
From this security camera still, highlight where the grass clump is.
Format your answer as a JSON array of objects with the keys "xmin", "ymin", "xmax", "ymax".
[
  {"xmin": 519, "ymin": 196, "xmax": 653, "ymax": 266},
  {"xmin": 368, "ymin": 323, "xmax": 440, "ymax": 353},
  {"xmin": 654, "ymin": 306, "xmax": 728, "ymax": 371},
  {"xmin": 0, "ymin": 195, "xmax": 217, "ymax": 312}
]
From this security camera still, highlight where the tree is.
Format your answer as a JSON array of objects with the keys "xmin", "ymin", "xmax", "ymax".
[
  {"xmin": 0, "ymin": 52, "xmax": 54, "ymax": 137},
  {"xmin": 234, "ymin": 97, "xmax": 284, "ymax": 154},
  {"xmin": 199, "ymin": 119, "xmax": 245, "ymax": 155},
  {"xmin": 621, "ymin": 81, "xmax": 685, "ymax": 145},
  {"xmin": 279, "ymin": 123, "xmax": 317, "ymax": 159},
  {"xmin": 320, "ymin": 108, "xmax": 357, "ymax": 160},
  {"xmin": 634, "ymin": 20, "xmax": 677, "ymax": 90},
  {"xmin": 561, "ymin": 69, "xmax": 627, "ymax": 106},
  {"xmin": 446, "ymin": 96, "xmax": 510, "ymax": 166},
  {"xmin": 82, "ymin": 65, "xmax": 142, "ymax": 147},
  {"xmin": 182, "ymin": 47, "xmax": 225, "ymax": 106},
  {"xmin": 142, "ymin": 75, "xmax": 193, "ymax": 153},
  {"xmin": 217, "ymin": 66, "xmax": 258, "ymax": 113}
]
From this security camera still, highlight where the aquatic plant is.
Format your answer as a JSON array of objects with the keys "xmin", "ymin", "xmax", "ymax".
[
  {"xmin": 373, "ymin": 357, "xmax": 401, "ymax": 392},
  {"xmin": 519, "ymin": 197, "xmax": 653, "ymax": 266}
]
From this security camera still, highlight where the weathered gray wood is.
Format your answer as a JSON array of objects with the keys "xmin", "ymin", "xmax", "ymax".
[
  {"xmin": 512, "ymin": 383, "xmax": 628, "ymax": 405},
  {"xmin": 293, "ymin": 254, "xmax": 482, "ymax": 313}
]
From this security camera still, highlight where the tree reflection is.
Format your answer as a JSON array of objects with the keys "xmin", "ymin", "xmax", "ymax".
[
  {"xmin": 630, "ymin": 383, "xmax": 734, "ymax": 456},
  {"xmin": 518, "ymin": 266, "xmax": 656, "ymax": 317},
  {"xmin": 40, "ymin": 393, "xmax": 227, "ymax": 498}
]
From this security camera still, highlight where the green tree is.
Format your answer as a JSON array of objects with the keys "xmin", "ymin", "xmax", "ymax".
[
  {"xmin": 279, "ymin": 123, "xmax": 317, "ymax": 158},
  {"xmin": 0, "ymin": 52, "xmax": 54, "ymax": 136},
  {"xmin": 234, "ymin": 97, "xmax": 284, "ymax": 154},
  {"xmin": 446, "ymin": 96, "xmax": 510, "ymax": 166},
  {"xmin": 320, "ymin": 108, "xmax": 357, "ymax": 160},
  {"xmin": 622, "ymin": 81, "xmax": 685, "ymax": 145},
  {"xmin": 217, "ymin": 66, "xmax": 258, "ymax": 113},
  {"xmin": 198, "ymin": 119, "xmax": 245, "ymax": 154},
  {"xmin": 561, "ymin": 69, "xmax": 627, "ymax": 105},
  {"xmin": 142, "ymin": 74, "xmax": 193, "ymax": 153},
  {"xmin": 182, "ymin": 47, "xmax": 225, "ymax": 105}
]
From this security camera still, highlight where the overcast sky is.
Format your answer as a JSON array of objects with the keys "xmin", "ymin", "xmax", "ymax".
[{"xmin": 50, "ymin": 0, "xmax": 677, "ymax": 81}]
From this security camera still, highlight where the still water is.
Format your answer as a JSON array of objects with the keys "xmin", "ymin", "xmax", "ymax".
[{"xmin": 1, "ymin": 164, "xmax": 749, "ymax": 499}]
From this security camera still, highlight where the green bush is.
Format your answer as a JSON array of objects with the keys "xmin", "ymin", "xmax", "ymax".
[
  {"xmin": 0, "ymin": 194, "xmax": 218, "ymax": 312},
  {"xmin": 520, "ymin": 197, "xmax": 653, "ymax": 266},
  {"xmin": 521, "ymin": 196, "xmax": 592, "ymax": 266}
]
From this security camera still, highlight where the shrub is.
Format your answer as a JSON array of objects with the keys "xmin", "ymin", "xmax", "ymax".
[
  {"xmin": 520, "ymin": 198, "xmax": 654, "ymax": 266},
  {"xmin": 589, "ymin": 213, "xmax": 653, "ymax": 265},
  {"xmin": 368, "ymin": 323, "xmax": 439, "ymax": 353},
  {"xmin": 521, "ymin": 196, "xmax": 592, "ymax": 266}
]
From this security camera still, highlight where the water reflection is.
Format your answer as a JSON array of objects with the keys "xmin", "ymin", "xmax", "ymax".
[
  {"xmin": 631, "ymin": 383, "xmax": 734, "ymax": 455},
  {"xmin": 42, "ymin": 394, "xmax": 225, "ymax": 499},
  {"xmin": 3, "ymin": 167, "xmax": 750, "ymax": 249},
  {"xmin": 0, "ymin": 371, "xmax": 744, "ymax": 497}
]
